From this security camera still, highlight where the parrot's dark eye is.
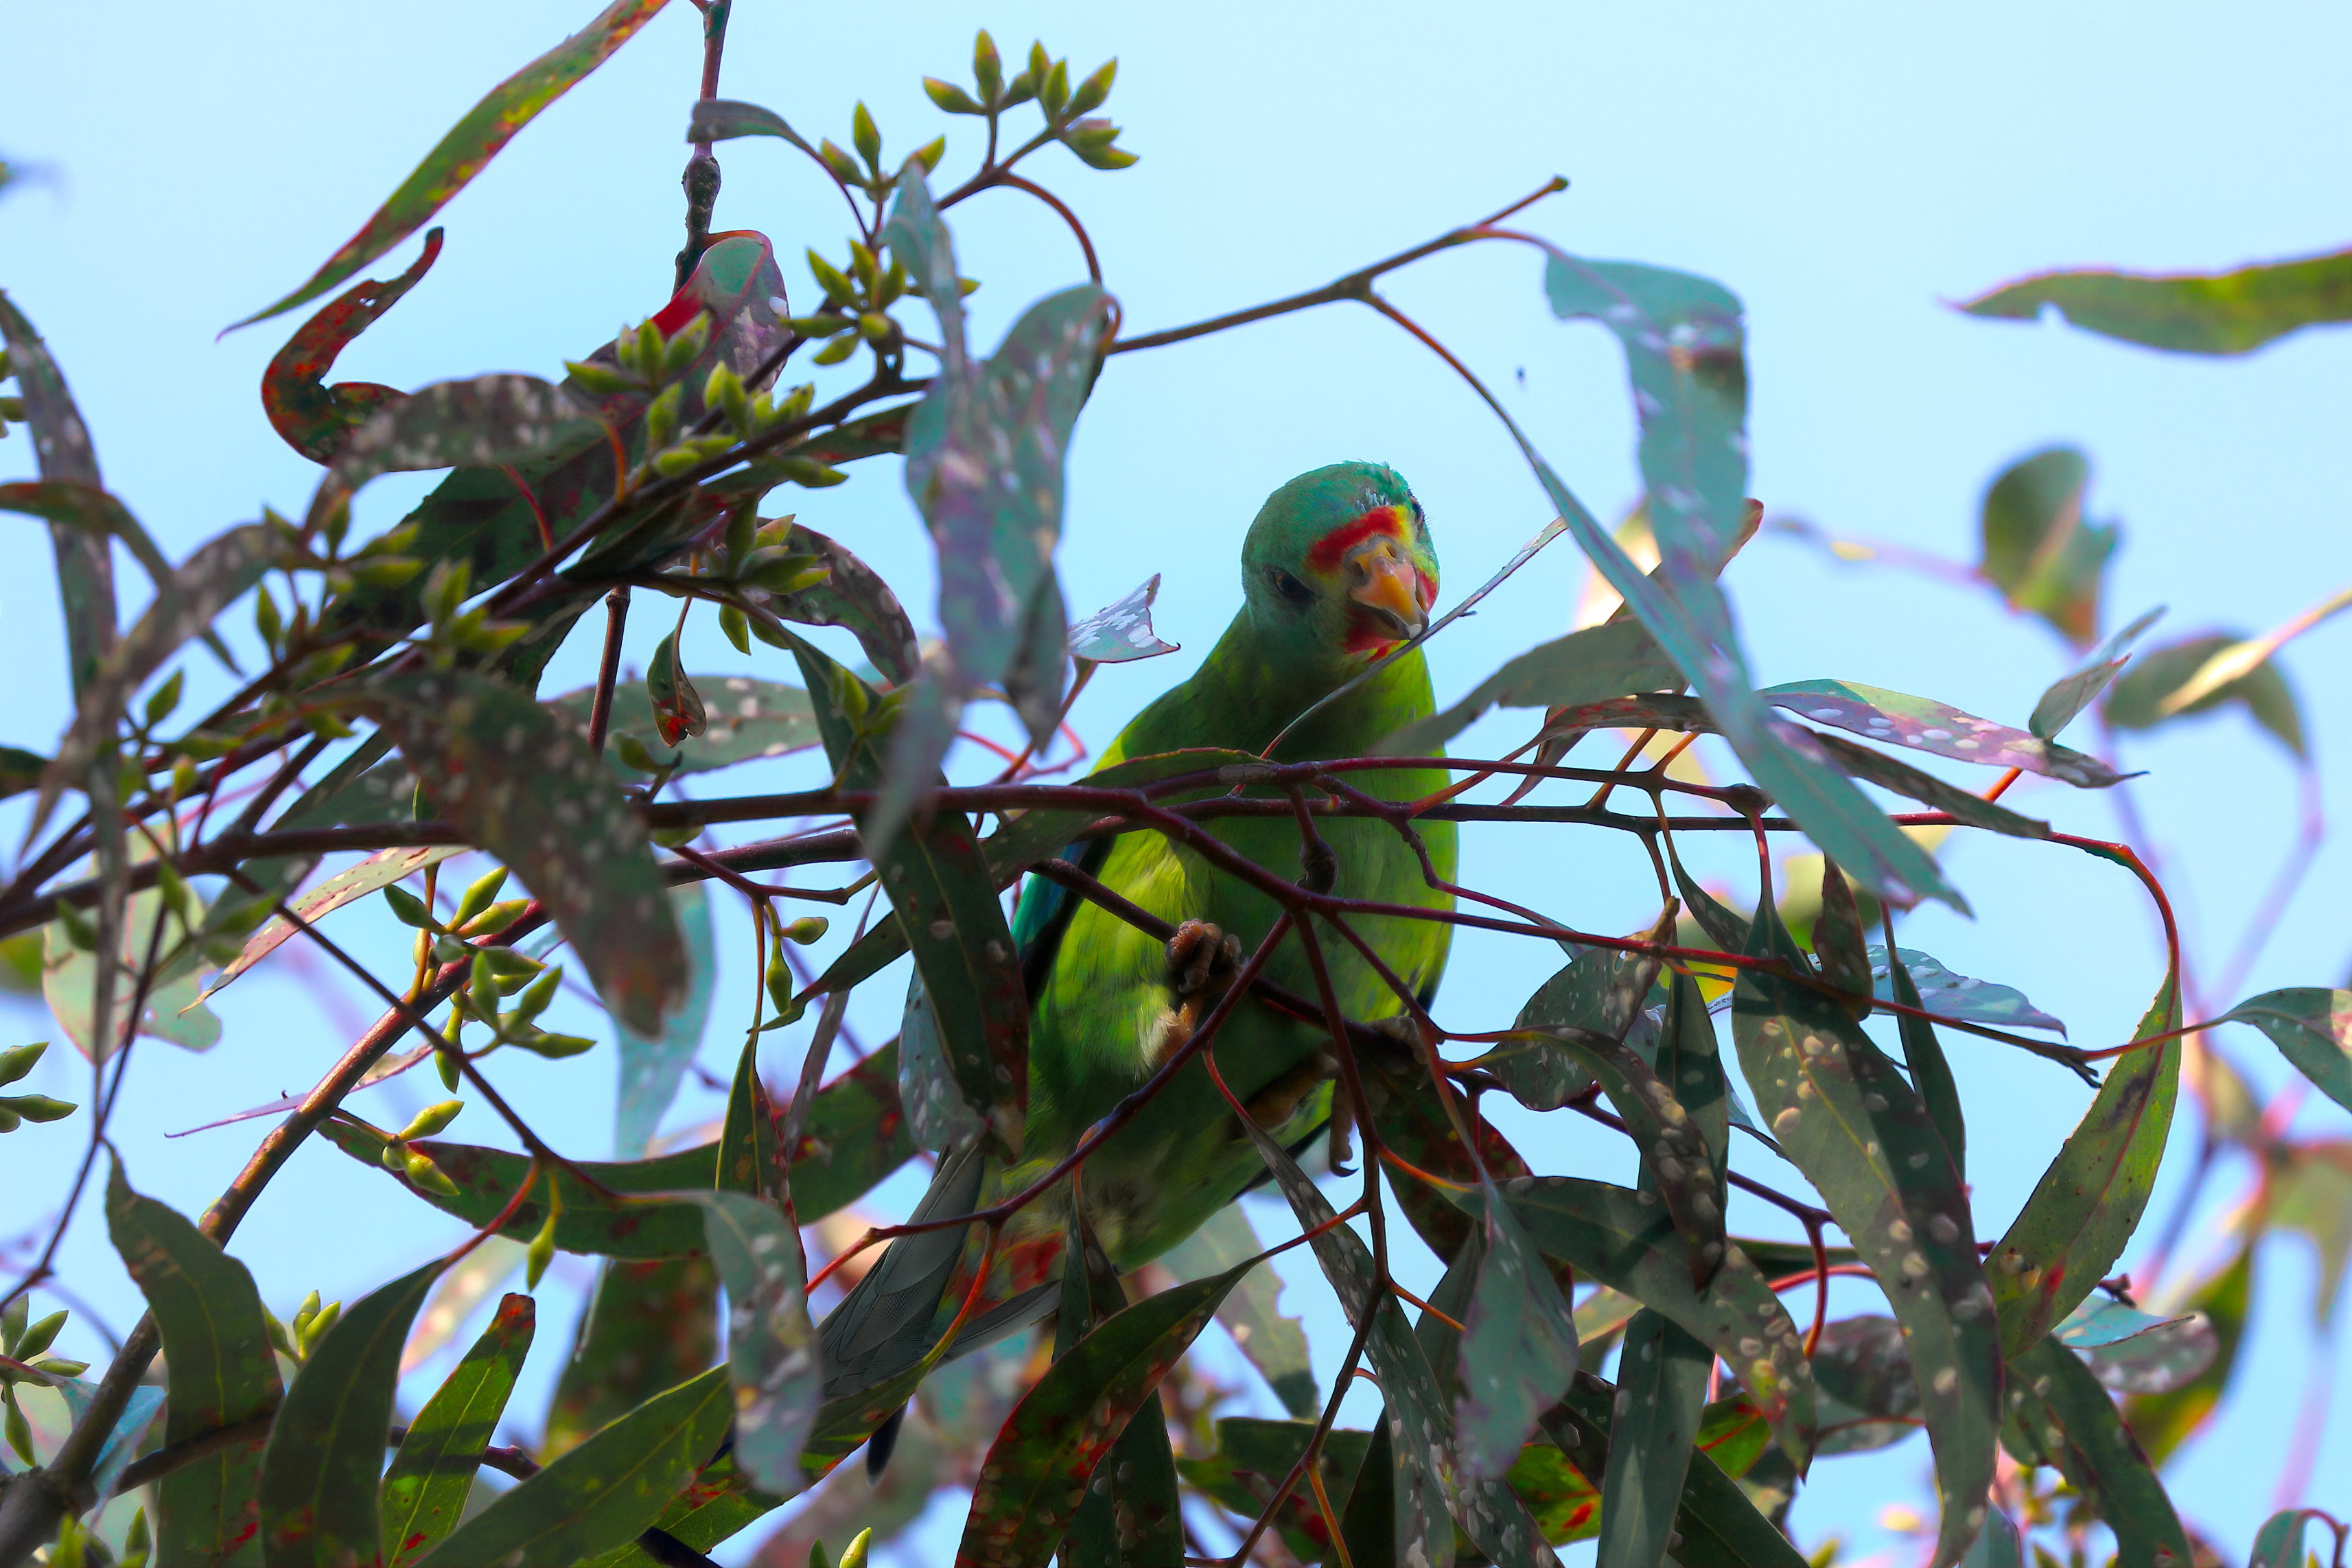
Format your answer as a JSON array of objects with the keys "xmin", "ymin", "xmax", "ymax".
[{"xmin": 1271, "ymin": 569, "xmax": 1315, "ymax": 607}]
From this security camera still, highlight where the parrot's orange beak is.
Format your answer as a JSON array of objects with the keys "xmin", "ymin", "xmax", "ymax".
[{"xmin": 1347, "ymin": 537, "xmax": 1429, "ymax": 641}]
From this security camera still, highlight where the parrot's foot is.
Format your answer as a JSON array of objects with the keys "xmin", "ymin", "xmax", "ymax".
[{"xmin": 1147, "ymin": 921, "xmax": 1244, "ymax": 1069}]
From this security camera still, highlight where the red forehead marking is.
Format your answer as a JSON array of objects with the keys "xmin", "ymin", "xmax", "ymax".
[{"xmin": 1305, "ymin": 506, "xmax": 1405, "ymax": 573}]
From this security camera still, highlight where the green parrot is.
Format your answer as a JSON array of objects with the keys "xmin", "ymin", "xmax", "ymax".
[{"xmin": 817, "ymin": 460, "xmax": 1457, "ymax": 1464}]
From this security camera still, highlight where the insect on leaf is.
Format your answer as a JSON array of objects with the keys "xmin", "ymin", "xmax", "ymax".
[{"xmin": 382, "ymin": 1291, "xmax": 535, "ymax": 1568}]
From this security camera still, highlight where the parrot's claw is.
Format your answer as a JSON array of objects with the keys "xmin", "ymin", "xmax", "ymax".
[{"xmin": 1164, "ymin": 920, "xmax": 1244, "ymax": 1001}]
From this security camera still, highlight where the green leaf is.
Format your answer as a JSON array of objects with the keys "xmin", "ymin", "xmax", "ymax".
[
  {"xmin": 2250, "ymin": 1507, "xmax": 2335, "ymax": 1568},
  {"xmin": 1754, "ymin": 679, "xmax": 2130, "ymax": 788},
  {"xmin": 1958, "ymin": 1507, "xmax": 2024, "ymax": 1567},
  {"xmin": 1384, "ymin": 619, "xmax": 1679, "ymax": 753},
  {"xmin": 718, "ymin": 1031, "xmax": 782, "ymax": 1199},
  {"xmin": 1960, "ymin": 246, "xmax": 2352, "ymax": 355},
  {"xmin": 749, "ymin": 522, "xmax": 920, "ymax": 686},
  {"xmin": 1456, "ymin": 1178, "xmax": 1581, "ymax": 1484},
  {"xmin": 361, "ymin": 670, "xmax": 684, "ymax": 1036},
  {"xmin": 1977, "ymin": 447, "xmax": 2114, "ymax": 648},
  {"xmin": 1158, "ymin": 1205, "xmax": 1316, "ymax": 1418},
  {"xmin": 382, "ymin": 1291, "xmax": 535, "ymax": 1568},
  {"xmin": 44, "ymin": 854, "xmax": 221, "ymax": 1060},
  {"xmin": 105, "ymin": 1162, "xmax": 283, "ymax": 1568},
  {"xmin": 1067, "ymin": 574, "xmax": 1180, "ymax": 665},
  {"xmin": 1730, "ymin": 898, "xmax": 1999, "ymax": 1565},
  {"xmin": 2123, "ymin": 1239, "xmax": 2251, "ymax": 1464},
  {"xmin": 1177, "ymin": 1418, "xmax": 1369, "ymax": 1563},
  {"xmin": 1870, "ymin": 946, "xmax": 2065, "ymax": 1035},
  {"xmin": 644, "ymin": 629, "xmax": 707, "ymax": 746},
  {"xmin": 1809, "ymin": 1315, "xmax": 1922, "ymax": 1456},
  {"xmin": 1800, "ymin": 725, "xmax": 2052, "ymax": 841},
  {"xmin": 1885, "ymin": 948, "xmax": 1967, "ymax": 1180},
  {"xmin": 262, "ymin": 230, "xmax": 445, "ymax": 463},
  {"xmin": 686, "ymin": 1193, "xmax": 817, "ymax": 1496},
  {"xmin": 612, "ymin": 885, "xmax": 713, "ymax": 1159},
  {"xmin": 1999, "ymin": 1335, "xmax": 2190, "ymax": 1567},
  {"xmin": 545, "ymin": 1257, "xmax": 717, "ymax": 1460},
  {"xmin": 1990, "ymin": 974, "xmax": 2180, "ymax": 1355},
  {"xmin": 318, "ymin": 1040, "xmax": 910, "ymax": 1256},
  {"xmin": 2027, "ymin": 606, "xmax": 2165, "ymax": 741},
  {"xmin": 316, "ymin": 373, "xmax": 606, "ymax": 528},
  {"xmin": 2054, "ymin": 1298, "xmax": 2216, "ymax": 1395},
  {"xmin": 415, "ymin": 1366, "xmax": 732, "ymax": 1567},
  {"xmin": 1462, "ymin": 1175, "xmax": 1815, "ymax": 1467},
  {"xmin": 259, "ymin": 1259, "xmax": 445, "ymax": 1566},
  {"xmin": 551, "ymin": 677, "xmax": 819, "ymax": 784},
  {"xmin": 2104, "ymin": 631, "xmax": 2307, "ymax": 757},
  {"xmin": 958, "ymin": 1267, "xmax": 1245, "ymax": 1568},
  {"xmin": 201, "ymin": 845, "xmax": 465, "ymax": 1004},
  {"xmin": 789, "ymin": 639, "xmax": 1027, "ymax": 1159},
  {"xmin": 1596, "ymin": 1309, "xmax": 1712, "ymax": 1567},
  {"xmin": 0, "ymin": 294, "xmax": 115, "ymax": 694},
  {"xmin": 231, "ymin": 0, "xmax": 671, "ymax": 329}
]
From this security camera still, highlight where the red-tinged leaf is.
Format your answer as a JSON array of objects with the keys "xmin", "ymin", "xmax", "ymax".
[
  {"xmin": 1990, "ymin": 975, "xmax": 2180, "ymax": 1356},
  {"xmin": 747, "ymin": 520, "xmax": 920, "ymax": 686},
  {"xmin": 229, "ymin": 0, "xmax": 673, "ymax": 330},
  {"xmin": 263, "ymin": 229, "xmax": 445, "ymax": 463},
  {"xmin": 1176, "ymin": 1418, "xmax": 1370, "ymax": 1562},
  {"xmin": 105, "ymin": 1162, "xmax": 283, "ymax": 1568},
  {"xmin": 1067, "ymin": 574, "xmax": 1180, "ymax": 665},
  {"xmin": 957, "ymin": 1266, "xmax": 1246, "ymax": 1568},
  {"xmin": 1757, "ymin": 678, "xmax": 2131, "ymax": 789},
  {"xmin": 1998, "ymin": 1335, "xmax": 2190, "ymax": 1567},
  {"xmin": 412, "ymin": 1366, "xmax": 732, "ymax": 1568},
  {"xmin": 258, "ymin": 1259, "xmax": 446, "ymax": 1566},
  {"xmin": 1732, "ymin": 900, "xmax": 1999, "ymax": 1566},
  {"xmin": 316, "ymin": 1040, "xmax": 909, "ymax": 1256},
  {"xmin": 544, "ymin": 1256, "xmax": 717, "ymax": 1460},
  {"xmin": 1960, "ymin": 246, "xmax": 2352, "ymax": 355},
  {"xmin": 360, "ymin": 670, "xmax": 682, "ymax": 1035},
  {"xmin": 647, "ymin": 628, "xmax": 708, "ymax": 745},
  {"xmin": 200, "ymin": 844, "xmax": 464, "ymax": 1003},
  {"xmin": 382, "ymin": 1292, "xmax": 535, "ymax": 1568},
  {"xmin": 0, "ymin": 293, "xmax": 114, "ymax": 693}
]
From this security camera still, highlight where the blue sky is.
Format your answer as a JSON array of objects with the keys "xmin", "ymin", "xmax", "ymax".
[{"xmin": 5, "ymin": 1, "xmax": 2351, "ymax": 1561}]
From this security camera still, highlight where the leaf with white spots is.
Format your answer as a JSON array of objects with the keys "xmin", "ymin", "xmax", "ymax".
[
  {"xmin": 1068, "ymin": 572, "xmax": 1180, "ymax": 664},
  {"xmin": 315, "ymin": 372, "xmax": 605, "ymax": 529},
  {"xmin": 1808, "ymin": 1315, "xmax": 1924, "ymax": 1455},
  {"xmin": 2054, "ymin": 1298, "xmax": 2217, "ymax": 1396},
  {"xmin": 749, "ymin": 521, "xmax": 920, "ymax": 687},
  {"xmin": 552, "ymin": 675, "xmax": 819, "ymax": 780},
  {"xmin": 360, "ymin": 670, "xmax": 685, "ymax": 1036},
  {"xmin": 1998, "ymin": 1335, "xmax": 2191, "ymax": 1568},
  {"xmin": 1757, "ymin": 679, "xmax": 2132, "ymax": 788},
  {"xmin": 956, "ymin": 1265, "xmax": 1246, "ymax": 1568},
  {"xmin": 1870, "ymin": 946, "xmax": 2066, "ymax": 1035},
  {"xmin": 2216, "ymin": 986, "xmax": 2352, "ymax": 1116},
  {"xmin": 1988, "ymin": 975, "xmax": 2180, "ymax": 1357},
  {"xmin": 1730, "ymin": 898, "xmax": 1999, "ymax": 1567},
  {"xmin": 200, "ymin": 843, "xmax": 465, "ymax": 1003},
  {"xmin": 1597, "ymin": 1309, "xmax": 1712, "ymax": 1568},
  {"xmin": 686, "ymin": 1191, "xmax": 819, "ymax": 1495},
  {"xmin": 1456, "ymin": 1181, "xmax": 1581, "ymax": 1484}
]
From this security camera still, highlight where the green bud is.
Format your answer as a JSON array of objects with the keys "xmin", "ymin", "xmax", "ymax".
[
  {"xmin": 857, "ymin": 312, "xmax": 894, "ymax": 344},
  {"xmin": 436, "ymin": 1044, "xmax": 463, "ymax": 1090},
  {"xmin": 404, "ymin": 1148, "xmax": 459, "ymax": 1197},
  {"xmin": 719, "ymin": 602, "xmax": 752, "ymax": 655},
  {"xmin": 877, "ymin": 258, "xmax": 907, "ymax": 307},
  {"xmin": 0, "ymin": 1042, "xmax": 45, "ymax": 1089},
  {"xmin": 650, "ymin": 445, "xmax": 699, "ymax": 478},
  {"xmin": 651, "ymin": 823, "xmax": 698, "ymax": 848},
  {"xmin": 781, "ymin": 915, "xmax": 830, "ymax": 944},
  {"xmin": 838, "ymin": 1528, "xmax": 873, "ymax": 1568},
  {"xmin": 706, "ymin": 360, "xmax": 750, "ymax": 433},
  {"xmin": 723, "ymin": 508, "xmax": 758, "ymax": 572},
  {"xmin": 263, "ymin": 1309, "xmax": 294, "ymax": 1360},
  {"xmin": 611, "ymin": 733, "xmax": 665, "ymax": 774},
  {"xmin": 509, "ymin": 970, "xmax": 561, "ymax": 1027},
  {"xmin": 290, "ymin": 1291, "xmax": 321, "ymax": 1337},
  {"xmin": 1064, "ymin": 120, "xmax": 1137, "ymax": 169},
  {"xmin": 564, "ymin": 358, "xmax": 638, "ymax": 395},
  {"xmin": 911, "ymin": 136, "xmax": 947, "ymax": 175},
  {"xmin": 847, "ymin": 241, "xmax": 879, "ymax": 294},
  {"xmin": 629, "ymin": 318, "xmax": 664, "ymax": 377},
  {"xmin": 433, "ymin": 933, "xmax": 469, "ymax": 966},
  {"xmin": 810, "ymin": 333, "xmax": 860, "ymax": 367},
  {"xmin": 0, "ymin": 1094, "xmax": 75, "ymax": 1126},
  {"xmin": 56, "ymin": 904, "xmax": 98, "ymax": 952},
  {"xmin": 255, "ymin": 583, "xmax": 283, "ymax": 649},
  {"xmin": 347, "ymin": 556, "xmax": 423, "ymax": 591},
  {"xmin": 123, "ymin": 1510, "xmax": 151, "ymax": 1568},
  {"xmin": 170, "ymin": 755, "xmax": 199, "ymax": 801},
  {"xmin": 143, "ymin": 668, "xmax": 185, "ymax": 728},
  {"xmin": 454, "ymin": 867, "xmax": 507, "ymax": 925},
  {"xmin": 399, "ymin": 1100, "xmax": 464, "ymax": 1141},
  {"xmin": 973, "ymin": 30, "xmax": 1003, "ymax": 104},
  {"xmin": 525, "ymin": 1198, "xmax": 559, "ymax": 1289},
  {"xmin": 1068, "ymin": 58, "xmax": 1116, "ymax": 117},
  {"xmin": 470, "ymin": 950, "xmax": 499, "ymax": 1003},
  {"xmin": 381, "ymin": 1138, "xmax": 409, "ymax": 1171},
  {"xmin": 851, "ymin": 102, "xmax": 883, "ymax": 172},
  {"xmin": 777, "ymin": 455, "xmax": 849, "ymax": 487},
  {"xmin": 1040, "ymin": 58, "xmax": 1071, "ymax": 118},
  {"xmin": 644, "ymin": 382, "xmax": 684, "ymax": 454},
  {"xmin": 457, "ymin": 898, "xmax": 529, "ymax": 938},
  {"xmin": 661, "ymin": 312, "xmax": 713, "ymax": 379},
  {"xmin": 382, "ymin": 883, "xmax": 435, "ymax": 931},
  {"xmin": 923, "ymin": 77, "xmax": 981, "ymax": 115},
  {"xmin": 298, "ymin": 1300, "xmax": 341, "ymax": 1357},
  {"xmin": 477, "ymin": 947, "xmax": 544, "ymax": 982},
  {"xmin": 0, "ymin": 1296, "xmax": 23, "ymax": 1348},
  {"xmin": 776, "ymin": 383, "xmax": 816, "ymax": 421},
  {"xmin": 14, "ymin": 1311, "xmax": 65, "ymax": 1360},
  {"xmin": 29, "ymin": 1356, "xmax": 86, "ymax": 1381},
  {"xmin": 785, "ymin": 314, "xmax": 849, "ymax": 338},
  {"xmin": 153, "ymin": 861, "xmax": 196, "ymax": 926},
  {"xmin": 3, "ymin": 1393, "xmax": 30, "ymax": 1466},
  {"xmin": 512, "ymin": 1029, "xmax": 597, "ymax": 1060},
  {"xmin": 817, "ymin": 140, "xmax": 863, "ymax": 190}
]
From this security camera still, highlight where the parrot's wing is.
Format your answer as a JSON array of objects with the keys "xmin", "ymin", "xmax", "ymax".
[
  {"xmin": 816, "ymin": 1138, "xmax": 988, "ymax": 1400},
  {"xmin": 1010, "ymin": 830, "xmax": 1117, "ymax": 1007}
]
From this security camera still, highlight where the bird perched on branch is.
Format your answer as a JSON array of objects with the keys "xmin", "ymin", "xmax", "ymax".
[{"xmin": 817, "ymin": 460, "xmax": 1458, "ymax": 1469}]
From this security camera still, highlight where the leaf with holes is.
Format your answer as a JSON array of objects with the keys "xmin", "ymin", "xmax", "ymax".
[
  {"xmin": 415, "ymin": 1366, "xmax": 732, "ymax": 1568},
  {"xmin": 2218, "ymin": 987, "xmax": 2352, "ymax": 1114},
  {"xmin": 106, "ymin": 1162, "xmax": 282, "ymax": 1568},
  {"xmin": 318, "ymin": 1040, "xmax": 909, "ymax": 1256},
  {"xmin": 1999, "ymin": 1335, "xmax": 2191, "ymax": 1567},
  {"xmin": 688, "ymin": 1192, "xmax": 819, "ymax": 1496},
  {"xmin": 1731, "ymin": 898, "xmax": 1998, "ymax": 1565},
  {"xmin": 1384, "ymin": 619, "xmax": 1680, "ymax": 753},
  {"xmin": 957, "ymin": 1266, "xmax": 1245, "ymax": 1568},
  {"xmin": 360, "ymin": 669, "xmax": 683, "ymax": 1036},
  {"xmin": 1068, "ymin": 573, "xmax": 1180, "ymax": 664},
  {"xmin": 258, "ymin": 1259, "xmax": 445, "ymax": 1565},
  {"xmin": 231, "ymin": 0, "xmax": 671, "ymax": 328},
  {"xmin": 1990, "ymin": 974, "xmax": 2180, "ymax": 1355},
  {"xmin": 200, "ymin": 845, "xmax": 464, "ymax": 1003},
  {"xmin": 646, "ymin": 628, "xmax": 708, "ymax": 745},
  {"xmin": 1756, "ymin": 679, "xmax": 2130, "ymax": 789},
  {"xmin": 264, "ymin": 230, "xmax": 445, "ymax": 462},
  {"xmin": 382, "ymin": 1292, "xmax": 535, "ymax": 1568},
  {"xmin": 1961, "ymin": 247, "xmax": 2352, "ymax": 355}
]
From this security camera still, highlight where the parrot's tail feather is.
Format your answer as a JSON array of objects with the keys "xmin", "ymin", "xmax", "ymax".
[
  {"xmin": 938, "ymin": 1280, "xmax": 1058, "ymax": 1362},
  {"xmin": 864, "ymin": 1405, "xmax": 906, "ymax": 1484},
  {"xmin": 817, "ymin": 1139, "xmax": 988, "ymax": 1400}
]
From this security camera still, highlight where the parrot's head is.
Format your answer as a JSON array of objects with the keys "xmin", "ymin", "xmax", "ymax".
[{"xmin": 1241, "ymin": 461, "xmax": 1439, "ymax": 672}]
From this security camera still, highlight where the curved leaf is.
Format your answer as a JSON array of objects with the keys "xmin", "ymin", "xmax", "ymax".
[
  {"xmin": 1885, "ymin": 949, "xmax": 1967, "ymax": 1181},
  {"xmin": 1990, "ymin": 976, "xmax": 2180, "ymax": 1355},
  {"xmin": 1732, "ymin": 900, "xmax": 1999, "ymax": 1565},
  {"xmin": 1999, "ymin": 1335, "xmax": 2190, "ymax": 1567},
  {"xmin": 2029, "ymin": 606, "xmax": 2165, "ymax": 741},
  {"xmin": 360, "ymin": 670, "xmax": 684, "ymax": 1035},
  {"xmin": 1872, "ymin": 946, "xmax": 2066, "ymax": 1037},
  {"xmin": 686, "ymin": 1192, "xmax": 817, "ymax": 1495},
  {"xmin": 752, "ymin": 522, "xmax": 920, "ymax": 687},
  {"xmin": 2055, "ymin": 1298, "xmax": 2216, "ymax": 1395},
  {"xmin": 105, "ymin": 1162, "xmax": 283, "ymax": 1568},
  {"xmin": 263, "ymin": 230, "xmax": 445, "ymax": 463},
  {"xmin": 1960, "ymin": 247, "xmax": 2352, "ymax": 355},
  {"xmin": 1758, "ymin": 679, "xmax": 2129, "ymax": 789},
  {"xmin": 550, "ymin": 677, "xmax": 818, "ymax": 785},
  {"xmin": 1068, "ymin": 574, "xmax": 1180, "ymax": 665},
  {"xmin": 415, "ymin": 1366, "xmax": 732, "ymax": 1567},
  {"xmin": 314, "ymin": 373, "xmax": 605, "ymax": 528},
  {"xmin": 1160, "ymin": 1204, "xmax": 1316, "ymax": 1418},
  {"xmin": 259, "ymin": 1259, "xmax": 445, "ymax": 1566},
  {"xmin": 2250, "ymin": 1508, "xmax": 2337, "ymax": 1568},
  {"xmin": 2219, "ymin": 987, "xmax": 2352, "ymax": 1114},
  {"xmin": 2106, "ymin": 631, "xmax": 2307, "ymax": 758},
  {"xmin": 382, "ymin": 1291, "xmax": 535, "ymax": 1568},
  {"xmin": 231, "ymin": 0, "xmax": 672, "ymax": 329},
  {"xmin": 0, "ymin": 294, "xmax": 115, "ymax": 694},
  {"xmin": 2121, "ymin": 1239, "xmax": 2252, "ymax": 1464},
  {"xmin": 202, "ymin": 845, "xmax": 464, "ymax": 1004}
]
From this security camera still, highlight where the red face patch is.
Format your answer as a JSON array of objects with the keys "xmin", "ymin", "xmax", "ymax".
[{"xmin": 1304, "ymin": 505, "xmax": 1407, "ymax": 574}]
